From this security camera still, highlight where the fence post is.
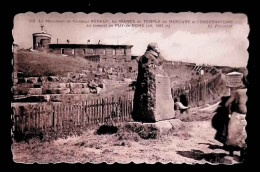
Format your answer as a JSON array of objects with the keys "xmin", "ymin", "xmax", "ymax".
[
  {"xmin": 52, "ymin": 104, "xmax": 55, "ymax": 131},
  {"xmin": 105, "ymin": 97, "xmax": 109, "ymax": 123},
  {"xmin": 112, "ymin": 96, "xmax": 115, "ymax": 120},
  {"xmin": 59, "ymin": 103, "xmax": 62, "ymax": 133},
  {"xmin": 86, "ymin": 100, "xmax": 89, "ymax": 126},
  {"xmin": 123, "ymin": 95, "xmax": 126, "ymax": 122},
  {"xmin": 57, "ymin": 103, "xmax": 61, "ymax": 133},
  {"xmin": 36, "ymin": 105, "xmax": 39, "ymax": 131},
  {"xmin": 92, "ymin": 99, "xmax": 95, "ymax": 126},
  {"xmin": 77, "ymin": 102, "xmax": 80, "ymax": 127},
  {"xmin": 96, "ymin": 99, "xmax": 99, "ymax": 124},
  {"xmin": 102, "ymin": 98, "xmax": 105, "ymax": 124}
]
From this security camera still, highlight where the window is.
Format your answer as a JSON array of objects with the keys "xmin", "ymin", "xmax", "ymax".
[
  {"xmin": 83, "ymin": 49, "xmax": 85, "ymax": 54},
  {"xmin": 72, "ymin": 49, "xmax": 75, "ymax": 55},
  {"xmin": 95, "ymin": 49, "xmax": 105, "ymax": 55},
  {"xmin": 61, "ymin": 48, "xmax": 64, "ymax": 54}
]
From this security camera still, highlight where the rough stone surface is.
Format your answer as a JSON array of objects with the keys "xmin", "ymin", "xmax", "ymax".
[
  {"xmin": 82, "ymin": 83, "xmax": 88, "ymax": 88},
  {"xmin": 58, "ymin": 83, "xmax": 66, "ymax": 88},
  {"xmin": 25, "ymin": 77, "xmax": 38, "ymax": 84},
  {"xmin": 13, "ymin": 83, "xmax": 34, "ymax": 95},
  {"xmin": 13, "ymin": 72, "xmax": 18, "ymax": 79},
  {"xmin": 81, "ymin": 88, "xmax": 90, "ymax": 94},
  {"xmin": 57, "ymin": 88, "xmax": 71, "ymax": 94},
  {"xmin": 42, "ymin": 83, "xmax": 60, "ymax": 89},
  {"xmin": 154, "ymin": 120, "xmax": 173, "ymax": 135},
  {"xmin": 125, "ymin": 119, "xmax": 183, "ymax": 139},
  {"xmin": 13, "ymin": 95, "xmax": 50, "ymax": 102},
  {"xmin": 155, "ymin": 74, "xmax": 175, "ymax": 121},
  {"xmin": 132, "ymin": 65, "xmax": 175, "ymax": 122},
  {"xmin": 49, "ymin": 94, "xmax": 92, "ymax": 103},
  {"xmin": 33, "ymin": 82, "xmax": 42, "ymax": 88},
  {"xmin": 43, "ymin": 88, "xmax": 59, "ymax": 94},
  {"xmin": 125, "ymin": 119, "xmax": 181, "ymax": 139},
  {"xmin": 13, "ymin": 79, "xmax": 18, "ymax": 85},
  {"xmin": 96, "ymin": 87, "xmax": 102, "ymax": 94},
  {"xmin": 27, "ymin": 88, "xmax": 42, "ymax": 95},
  {"xmin": 167, "ymin": 119, "xmax": 184, "ymax": 132},
  {"xmin": 70, "ymin": 88, "xmax": 83, "ymax": 94},
  {"xmin": 69, "ymin": 83, "xmax": 84, "ymax": 89}
]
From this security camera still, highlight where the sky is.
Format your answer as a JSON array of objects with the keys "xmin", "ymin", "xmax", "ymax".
[{"xmin": 13, "ymin": 12, "xmax": 249, "ymax": 67}]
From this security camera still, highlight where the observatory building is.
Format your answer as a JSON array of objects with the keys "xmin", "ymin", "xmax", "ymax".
[
  {"xmin": 32, "ymin": 26, "xmax": 133, "ymax": 62},
  {"xmin": 32, "ymin": 25, "xmax": 52, "ymax": 51}
]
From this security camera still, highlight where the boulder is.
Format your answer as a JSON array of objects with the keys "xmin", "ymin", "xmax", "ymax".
[
  {"xmin": 69, "ymin": 83, "xmax": 84, "ymax": 89},
  {"xmin": 13, "ymin": 72, "xmax": 18, "ymax": 79},
  {"xmin": 47, "ymin": 76, "xmax": 61, "ymax": 82},
  {"xmin": 33, "ymin": 82, "xmax": 42, "ymax": 88},
  {"xmin": 57, "ymin": 88, "xmax": 71, "ymax": 94},
  {"xmin": 90, "ymin": 88, "xmax": 97, "ymax": 94},
  {"xmin": 96, "ymin": 87, "xmax": 102, "ymax": 94},
  {"xmin": 167, "ymin": 119, "xmax": 184, "ymax": 132},
  {"xmin": 42, "ymin": 82, "xmax": 60, "ymax": 89},
  {"xmin": 25, "ymin": 77, "xmax": 38, "ymax": 84},
  {"xmin": 125, "ymin": 121, "xmax": 174, "ymax": 139},
  {"xmin": 27, "ymin": 88, "xmax": 42, "ymax": 95},
  {"xmin": 13, "ymin": 79, "xmax": 18, "ymax": 85},
  {"xmin": 58, "ymin": 83, "xmax": 66, "ymax": 88},
  {"xmin": 81, "ymin": 88, "xmax": 90, "ymax": 94},
  {"xmin": 82, "ymin": 83, "xmax": 88, "ymax": 88},
  {"xmin": 70, "ymin": 87, "xmax": 82, "ymax": 94},
  {"xmin": 154, "ymin": 121, "xmax": 173, "ymax": 135},
  {"xmin": 88, "ymin": 82, "xmax": 98, "ymax": 89}
]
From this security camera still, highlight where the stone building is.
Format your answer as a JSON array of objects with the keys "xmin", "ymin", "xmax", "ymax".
[
  {"xmin": 32, "ymin": 26, "xmax": 52, "ymax": 51},
  {"xmin": 48, "ymin": 44, "xmax": 133, "ymax": 62},
  {"xmin": 32, "ymin": 27, "xmax": 133, "ymax": 62}
]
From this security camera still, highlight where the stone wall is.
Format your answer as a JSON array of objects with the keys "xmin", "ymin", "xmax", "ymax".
[{"xmin": 12, "ymin": 72, "xmax": 103, "ymax": 103}]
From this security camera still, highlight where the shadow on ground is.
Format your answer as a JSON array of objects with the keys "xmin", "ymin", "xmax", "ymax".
[
  {"xmin": 176, "ymin": 149, "xmax": 240, "ymax": 164},
  {"xmin": 199, "ymin": 143, "xmax": 226, "ymax": 150}
]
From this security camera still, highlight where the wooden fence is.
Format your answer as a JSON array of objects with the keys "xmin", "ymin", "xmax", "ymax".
[
  {"xmin": 12, "ymin": 73, "xmax": 222, "ymax": 137},
  {"xmin": 171, "ymin": 73, "xmax": 221, "ymax": 106},
  {"xmin": 12, "ymin": 94, "xmax": 134, "ymax": 135}
]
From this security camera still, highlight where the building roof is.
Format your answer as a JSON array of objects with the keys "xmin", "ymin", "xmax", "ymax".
[
  {"xmin": 226, "ymin": 71, "xmax": 243, "ymax": 76},
  {"xmin": 48, "ymin": 44, "xmax": 133, "ymax": 49},
  {"xmin": 33, "ymin": 32, "xmax": 52, "ymax": 38}
]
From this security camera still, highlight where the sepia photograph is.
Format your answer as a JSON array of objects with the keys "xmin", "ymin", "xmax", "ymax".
[{"xmin": 11, "ymin": 12, "xmax": 249, "ymax": 164}]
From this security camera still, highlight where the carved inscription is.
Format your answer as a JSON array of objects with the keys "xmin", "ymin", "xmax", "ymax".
[{"xmin": 156, "ymin": 76, "xmax": 171, "ymax": 100}]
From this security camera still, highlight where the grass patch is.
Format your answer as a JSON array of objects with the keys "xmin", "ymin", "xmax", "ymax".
[{"xmin": 13, "ymin": 51, "xmax": 98, "ymax": 77}]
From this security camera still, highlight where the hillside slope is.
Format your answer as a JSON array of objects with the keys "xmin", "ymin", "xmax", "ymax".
[{"xmin": 13, "ymin": 50, "xmax": 99, "ymax": 77}]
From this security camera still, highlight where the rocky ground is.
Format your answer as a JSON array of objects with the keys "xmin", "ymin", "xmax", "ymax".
[{"xmin": 11, "ymin": 108, "xmax": 243, "ymax": 165}]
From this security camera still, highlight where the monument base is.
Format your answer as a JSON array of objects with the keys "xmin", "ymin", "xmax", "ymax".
[{"xmin": 125, "ymin": 119, "xmax": 183, "ymax": 139}]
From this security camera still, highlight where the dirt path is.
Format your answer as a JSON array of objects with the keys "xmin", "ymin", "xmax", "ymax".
[{"xmin": 12, "ymin": 117, "xmax": 241, "ymax": 164}]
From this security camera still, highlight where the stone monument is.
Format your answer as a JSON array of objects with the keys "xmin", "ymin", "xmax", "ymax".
[
  {"xmin": 132, "ymin": 42, "xmax": 175, "ymax": 123},
  {"xmin": 127, "ymin": 43, "xmax": 181, "ymax": 139}
]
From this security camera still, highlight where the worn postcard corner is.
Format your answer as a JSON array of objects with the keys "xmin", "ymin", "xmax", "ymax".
[{"xmin": 11, "ymin": 12, "xmax": 249, "ymax": 164}]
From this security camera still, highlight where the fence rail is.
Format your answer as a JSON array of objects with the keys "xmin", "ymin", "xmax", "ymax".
[
  {"xmin": 171, "ymin": 73, "xmax": 221, "ymax": 106},
  {"xmin": 12, "ymin": 94, "xmax": 134, "ymax": 135}
]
